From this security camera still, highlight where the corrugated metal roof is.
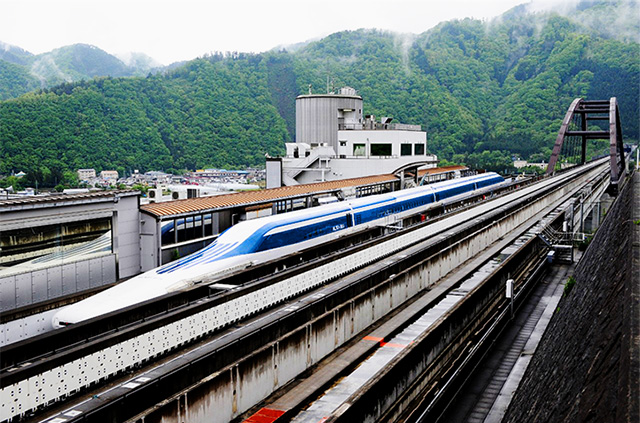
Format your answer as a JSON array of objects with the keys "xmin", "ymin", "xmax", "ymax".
[
  {"xmin": 0, "ymin": 190, "xmax": 138, "ymax": 209},
  {"xmin": 140, "ymin": 166, "xmax": 468, "ymax": 219},
  {"xmin": 141, "ymin": 174, "xmax": 399, "ymax": 218},
  {"xmin": 418, "ymin": 165, "xmax": 467, "ymax": 176}
]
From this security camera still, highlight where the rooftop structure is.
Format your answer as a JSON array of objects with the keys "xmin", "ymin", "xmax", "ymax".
[
  {"xmin": 295, "ymin": 87, "xmax": 364, "ymax": 151},
  {"xmin": 267, "ymin": 87, "xmax": 437, "ymax": 188},
  {"xmin": 141, "ymin": 173, "xmax": 398, "ymax": 218}
]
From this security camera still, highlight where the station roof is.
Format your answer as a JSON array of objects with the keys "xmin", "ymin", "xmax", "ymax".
[
  {"xmin": 140, "ymin": 165, "xmax": 468, "ymax": 219},
  {"xmin": 0, "ymin": 190, "xmax": 138, "ymax": 213},
  {"xmin": 140, "ymin": 174, "xmax": 397, "ymax": 218},
  {"xmin": 417, "ymin": 165, "xmax": 467, "ymax": 177}
]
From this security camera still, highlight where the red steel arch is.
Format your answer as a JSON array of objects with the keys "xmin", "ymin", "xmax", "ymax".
[{"xmin": 546, "ymin": 97, "xmax": 626, "ymax": 192}]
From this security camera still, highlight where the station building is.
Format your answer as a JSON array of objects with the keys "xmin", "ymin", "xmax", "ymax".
[
  {"xmin": 0, "ymin": 191, "xmax": 140, "ymax": 313},
  {"xmin": 267, "ymin": 87, "xmax": 438, "ymax": 188},
  {"xmin": 0, "ymin": 164, "xmax": 468, "ymax": 313}
]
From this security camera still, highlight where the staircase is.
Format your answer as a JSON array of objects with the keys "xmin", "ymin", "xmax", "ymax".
[
  {"xmin": 538, "ymin": 226, "xmax": 574, "ymax": 263},
  {"xmin": 283, "ymin": 147, "xmax": 334, "ymax": 185}
]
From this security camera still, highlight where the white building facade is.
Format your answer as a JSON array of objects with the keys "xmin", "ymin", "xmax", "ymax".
[{"xmin": 267, "ymin": 87, "xmax": 437, "ymax": 188}]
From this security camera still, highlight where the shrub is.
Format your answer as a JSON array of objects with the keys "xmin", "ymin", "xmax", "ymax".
[{"xmin": 564, "ymin": 276, "xmax": 577, "ymax": 296}]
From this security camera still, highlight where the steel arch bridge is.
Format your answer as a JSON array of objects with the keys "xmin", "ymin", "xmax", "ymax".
[{"xmin": 546, "ymin": 97, "xmax": 626, "ymax": 193}]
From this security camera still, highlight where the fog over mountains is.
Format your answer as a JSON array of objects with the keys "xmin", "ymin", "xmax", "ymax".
[
  {"xmin": 2, "ymin": 0, "xmax": 638, "ymax": 100},
  {"xmin": 0, "ymin": 42, "xmax": 163, "ymax": 99},
  {"xmin": 0, "ymin": 0, "xmax": 637, "ymax": 182}
]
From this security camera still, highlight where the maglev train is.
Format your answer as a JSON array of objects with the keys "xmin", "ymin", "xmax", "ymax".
[{"xmin": 52, "ymin": 172, "xmax": 504, "ymax": 328}]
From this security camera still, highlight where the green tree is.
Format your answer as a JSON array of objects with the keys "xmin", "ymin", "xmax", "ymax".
[{"xmin": 0, "ymin": 10, "xmax": 637, "ymax": 176}]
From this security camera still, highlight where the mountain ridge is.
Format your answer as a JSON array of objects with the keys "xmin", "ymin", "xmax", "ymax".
[
  {"xmin": 2, "ymin": 1, "xmax": 638, "ymax": 101},
  {"xmin": 0, "ymin": 42, "xmax": 164, "ymax": 100},
  {"xmin": 0, "ymin": 1, "xmax": 637, "ymax": 184}
]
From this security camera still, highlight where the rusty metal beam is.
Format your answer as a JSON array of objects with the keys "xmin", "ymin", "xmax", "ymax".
[
  {"xmin": 565, "ymin": 130, "xmax": 610, "ymax": 138},
  {"xmin": 547, "ymin": 97, "xmax": 627, "ymax": 187},
  {"xmin": 576, "ymin": 109, "xmax": 610, "ymax": 114},
  {"xmin": 581, "ymin": 110, "xmax": 588, "ymax": 165},
  {"xmin": 546, "ymin": 98, "xmax": 582, "ymax": 176},
  {"xmin": 609, "ymin": 97, "xmax": 626, "ymax": 194}
]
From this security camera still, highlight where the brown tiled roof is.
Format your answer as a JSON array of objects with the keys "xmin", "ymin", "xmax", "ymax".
[
  {"xmin": 140, "ymin": 166, "xmax": 468, "ymax": 218},
  {"xmin": 418, "ymin": 165, "xmax": 467, "ymax": 176},
  {"xmin": 140, "ymin": 174, "xmax": 398, "ymax": 217}
]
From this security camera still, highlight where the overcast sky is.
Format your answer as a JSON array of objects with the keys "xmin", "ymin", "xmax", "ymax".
[{"xmin": 2, "ymin": 0, "xmax": 556, "ymax": 65}]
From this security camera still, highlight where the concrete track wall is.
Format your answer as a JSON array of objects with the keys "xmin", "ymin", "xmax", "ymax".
[
  {"xmin": 329, "ymin": 237, "xmax": 545, "ymax": 423},
  {"xmin": 131, "ymin": 168, "xmax": 597, "ymax": 423}
]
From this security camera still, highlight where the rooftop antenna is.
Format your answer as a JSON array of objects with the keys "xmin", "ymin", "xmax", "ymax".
[{"xmin": 326, "ymin": 75, "xmax": 336, "ymax": 94}]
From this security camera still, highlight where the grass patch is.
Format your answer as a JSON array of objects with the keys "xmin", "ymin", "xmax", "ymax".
[
  {"xmin": 576, "ymin": 234, "xmax": 593, "ymax": 251},
  {"xmin": 564, "ymin": 276, "xmax": 577, "ymax": 296}
]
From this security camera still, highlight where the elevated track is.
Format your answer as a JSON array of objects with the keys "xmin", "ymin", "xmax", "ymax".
[{"xmin": 0, "ymin": 158, "xmax": 612, "ymax": 423}]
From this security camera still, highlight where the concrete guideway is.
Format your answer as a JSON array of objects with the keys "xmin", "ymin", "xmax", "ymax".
[
  {"xmin": 481, "ymin": 263, "xmax": 573, "ymax": 423},
  {"xmin": 123, "ymin": 160, "xmax": 609, "ymax": 423},
  {"xmin": 253, "ymin": 164, "xmax": 606, "ymax": 423},
  {"xmin": 1, "ymin": 159, "xmax": 609, "ymax": 423},
  {"xmin": 500, "ymin": 171, "xmax": 639, "ymax": 423},
  {"xmin": 438, "ymin": 261, "xmax": 575, "ymax": 423},
  {"xmin": 254, "ymin": 201, "xmax": 568, "ymax": 422}
]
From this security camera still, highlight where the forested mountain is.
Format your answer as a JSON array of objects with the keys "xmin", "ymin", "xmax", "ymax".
[
  {"xmin": 0, "ymin": 42, "xmax": 34, "ymax": 66},
  {"xmin": 0, "ymin": 42, "xmax": 161, "ymax": 100},
  {"xmin": 0, "ymin": 1, "xmax": 638, "ymax": 182}
]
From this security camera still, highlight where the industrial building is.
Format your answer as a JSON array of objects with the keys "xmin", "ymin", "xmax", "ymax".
[
  {"xmin": 0, "ymin": 191, "xmax": 140, "ymax": 312},
  {"xmin": 266, "ymin": 87, "xmax": 438, "ymax": 188}
]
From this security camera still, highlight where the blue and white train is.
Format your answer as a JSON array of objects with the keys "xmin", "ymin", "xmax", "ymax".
[{"xmin": 51, "ymin": 172, "xmax": 504, "ymax": 328}]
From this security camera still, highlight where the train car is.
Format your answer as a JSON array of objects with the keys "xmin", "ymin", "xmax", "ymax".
[{"xmin": 51, "ymin": 172, "xmax": 504, "ymax": 328}]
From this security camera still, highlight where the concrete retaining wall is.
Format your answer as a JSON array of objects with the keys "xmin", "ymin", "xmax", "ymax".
[{"xmin": 502, "ymin": 173, "xmax": 639, "ymax": 423}]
